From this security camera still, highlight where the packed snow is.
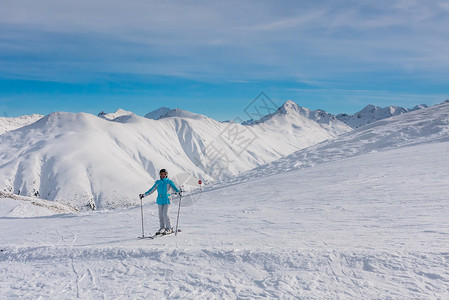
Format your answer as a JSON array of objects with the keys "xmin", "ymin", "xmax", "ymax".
[
  {"xmin": 0, "ymin": 191, "xmax": 76, "ymax": 217},
  {"xmin": 0, "ymin": 139, "xmax": 448, "ymax": 298},
  {"xmin": 0, "ymin": 101, "xmax": 448, "ymax": 298}
]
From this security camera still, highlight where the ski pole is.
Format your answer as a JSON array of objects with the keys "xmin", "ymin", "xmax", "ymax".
[
  {"xmin": 140, "ymin": 195, "xmax": 145, "ymax": 238},
  {"xmin": 175, "ymin": 189, "xmax": 182, "ymax": 236}
]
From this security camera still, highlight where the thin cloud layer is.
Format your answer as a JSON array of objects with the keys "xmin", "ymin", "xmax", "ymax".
[{"xmin": 1, "ymin": 0, "xmax": 448, "ymax": 81}]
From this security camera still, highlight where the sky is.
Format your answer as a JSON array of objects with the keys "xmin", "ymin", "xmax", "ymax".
[{"xmin": 1, "ymin": 0, "xmax": 448, "ymax": 120}]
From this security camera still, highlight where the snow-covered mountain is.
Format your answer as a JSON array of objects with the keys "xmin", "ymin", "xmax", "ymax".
[
  {"xmin": 0, "ymin": 114, "xmax": 44, "ymax": 135},
  {"xmin": 0, "ymin": 101, "xmax": 351, "ymax": 210},
  {"xmin": 98, "ymin": 109, "xmax": 135, "ymax": 120},
  {"xmin": 257, "ymin": 100, "xmax": 349, "ymax": 134},
  {"xmin": 1, "ymin": 99, "xmax": 443, "ymax": 211},
  {"xmin": 250, "ymin": 101, "xmax": 426, "ymax": 131},
  {"xmin": 241, "ymin": 100, "xmax": 449, "ymax": 181},
  {"xmin": 336, "ymin": 104, "xmax": 427, "ymax": 128}
]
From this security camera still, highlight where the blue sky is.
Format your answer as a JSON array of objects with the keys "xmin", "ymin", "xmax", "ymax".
[{"xmin": 1, "ymin": 0, "xmax": 448, "ymax": 120}]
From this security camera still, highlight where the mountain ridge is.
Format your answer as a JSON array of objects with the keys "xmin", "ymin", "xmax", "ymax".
[
  {"xmin": 336, "ymin": 103, "xmax": 427, "ymax": 128},
  {"xmin": 0, "ymin": 102, "xmax": 350, "ymax": 210},
  {"xmin": 1, "ymin": 100, "xmax": 432, "ymax": 135},
  {"xmin": 1, "ymin": 100, "xmax": 444, "ymax": 210}
]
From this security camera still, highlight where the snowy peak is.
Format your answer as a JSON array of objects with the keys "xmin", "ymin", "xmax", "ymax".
[
  {"xmin": 361, "ymin": 104, "xmax": 407, "ymax": 118},
  {"xmin": 254, "ymin": 100, "xmax": 305, "ymax": 123},
  {"xmin": 145, "ymin": 107, "xmax": 206, "ymax": 120},
  {"xmin": 144, "ymin": 107, "xmax": 172, "ymax": 120},
  {"xmin": 34, "ymin": 111, "xmax": 95, "ymax": 129},
  {"xmin": 274, "ymin": 100, "xmax": 322, "ymax": 121},
  {"xmin": 98, "ymin": 109, "xmax": 135, "ymax": 121},
  {"xmin": 337, "ymin": 104, "xmax": 427, "ymax": 128},
  {"xmin": 258, "ymin": 100, "xmax": 347, "ymax": 127},
  {"xmin": 276, "ymin": 100, "xmax": 302, "ymax": 115},
  {"xmin": 274, "ymin": 101, "xmax": 428, "ymax": 129}
]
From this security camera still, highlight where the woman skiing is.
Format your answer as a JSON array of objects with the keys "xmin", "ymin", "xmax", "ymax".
[{"xmin": 139, "ymin": 169, "xmax": 180, "ymax": 235}]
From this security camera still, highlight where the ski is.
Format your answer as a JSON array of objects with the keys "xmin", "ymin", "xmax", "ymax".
[
  {"xmin": 151, "ymin": 232, "xmax": 173, "ymax": 239},
  {"xmin": 138, "ymin": 233, "xmax": 164, "ymax": 239},
  {"xmin": 138, "ymin": 229, "xmax": 181, "ymax": 240}
]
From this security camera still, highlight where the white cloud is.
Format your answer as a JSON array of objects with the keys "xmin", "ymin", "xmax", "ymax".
[{"xmin": 0, "ymin": 0, "xmax": 448, "ymax": 84}]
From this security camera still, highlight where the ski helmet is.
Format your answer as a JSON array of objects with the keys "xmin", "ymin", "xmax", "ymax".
[{"xmin": 159, "ymin": 168, "xmax": 168, "ymax": 174}]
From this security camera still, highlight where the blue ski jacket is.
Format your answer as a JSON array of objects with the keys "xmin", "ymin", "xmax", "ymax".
[{"xmin": 144, "ymin": 178, "xmax": 180, "ymax": 205}]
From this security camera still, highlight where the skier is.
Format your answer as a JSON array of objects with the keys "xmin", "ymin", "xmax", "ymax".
[{"xmin": 139, "ymin": 169, "xmax": 180, "ymax": 235}]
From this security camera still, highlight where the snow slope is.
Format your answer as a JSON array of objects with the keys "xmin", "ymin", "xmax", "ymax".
[
  {"xmin": 0, "ymin": 191, "xmax": 76, "ymax": 217},
  {"xmin": 0, "ymin": 102, "xmax": 351, "ymax": 210},
  {"xmin": 0, "ymin": 137, "xmax": 448, "ymax": 298},
  {"xmin": 0, "ymin": 114, "xmax": 44, "ymax": 135}
]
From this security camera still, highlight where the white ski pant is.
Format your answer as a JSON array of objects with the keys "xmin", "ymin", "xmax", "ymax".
[{"xmin": 158, "ymin": 204, "xmax": 171, "ymax": 229}]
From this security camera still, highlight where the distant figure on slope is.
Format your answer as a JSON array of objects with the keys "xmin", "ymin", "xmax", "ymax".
[{"xmin": 139, "ymin": 169, "xmax": 180, "ymax": 235}]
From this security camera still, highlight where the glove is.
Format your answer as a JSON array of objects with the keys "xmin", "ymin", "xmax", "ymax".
[{"xmin": 139, "ymin": 194, "xmax": 144, "ymax": 199}]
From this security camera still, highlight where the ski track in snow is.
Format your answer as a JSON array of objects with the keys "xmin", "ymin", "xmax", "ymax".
[
  {"xmin": 2, "ymin": 247, "xmax": 448, "ymax": 299},
  {"xmin": 1, "ymin": 140, "xmax": 449, "ymax": 299}
]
